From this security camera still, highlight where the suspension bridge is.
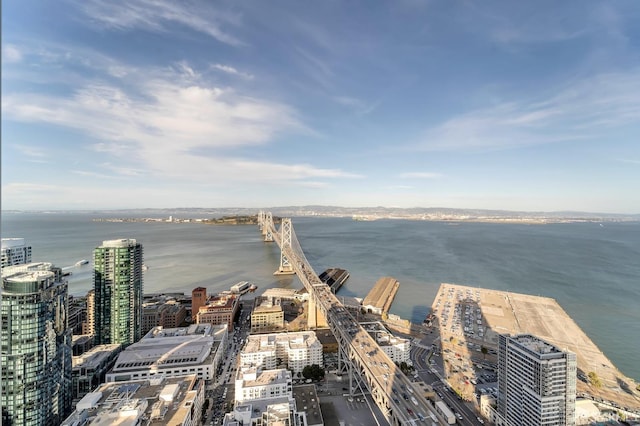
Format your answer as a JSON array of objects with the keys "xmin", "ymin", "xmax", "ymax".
[{"xmin": 257, "ymin": 211, "xmax": 445, "ymax": 425}]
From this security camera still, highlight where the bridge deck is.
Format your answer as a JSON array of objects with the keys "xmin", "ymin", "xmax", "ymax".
[{"xmin": 258, "ymin": 213, "xmax": 445, "ymax": 425}]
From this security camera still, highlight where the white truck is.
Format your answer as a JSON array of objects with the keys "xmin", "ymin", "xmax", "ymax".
[{"xmin": 435, "ymin": 400, "xmax": 456, "ymax": 424}]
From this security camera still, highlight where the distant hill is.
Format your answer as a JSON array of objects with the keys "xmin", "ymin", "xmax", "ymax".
[{"xmin": 3, "ymin": 206, "xmax": 639, "ymax": 223}]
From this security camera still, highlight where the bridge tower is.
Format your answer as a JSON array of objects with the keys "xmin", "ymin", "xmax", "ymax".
[
  {"xmin": 274, "ymin": 218, "xmax": 294, "ymax": 275},
  {"xmin": 263, "ymin": 212, "xmax": 274, "ymax": 242},
  {"xmin": 257, "ymin": 210, "xmax": 265, "ymax": 231}
]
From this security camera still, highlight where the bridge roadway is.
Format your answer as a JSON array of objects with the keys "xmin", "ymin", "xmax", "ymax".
[{"xmin": 261, "ymin": 217, "xmax": 444, "ymax": 425}]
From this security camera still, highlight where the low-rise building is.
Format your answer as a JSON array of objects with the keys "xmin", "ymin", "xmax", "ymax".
[
  {"xmin": 61, "ymin": 375, "xmax": 204, "ymax": 426},
  {"xmin": 162, "ymin": 301, "xmax": 187, "ymax": 328},
  {"xmin": 225, "ymin": 383, "xmax": 322, "ymax": 426},
  {"xmin": 71, "ymin": 334, "xmax": 95, "ymax": 356},
  {"xmin": 197, "ymin": 293, "xmax": 239, "ymax": 331},
  {"xmin": 142, "ymin": 300, "xmax": 187, "ymax": 336},
  {"xmin": 235, "ymin": 367, "xmax": 292, "ymax": 404},
  {"xmin": 292, "ymin": 384, "xmax": 324, "ymax": 426},
  {"xmin": 360, "ymin": 321, "xmax": 411, "ymax": 364},
  {"xmin": 251, "ymin": 297, "xmax": 285, "ymax": 334},
  {"xmin": 106, "ymin": 323, "xmax": 227, "ymax": 383},
  {"xmin": 225, "ymin": 399, "xmax": 309, "ymax": 426},
  {"xmin": 262, "ymin": 287, "xmax": 308, "ymax": 302},
  {"xmin": 362, "ymin": 276, "xmax": 399, "ymax": 316},
  {"xmin": 315, "ymin": 329, "xmax": 339, "ymax": 353},
  {"xmin": 241, "ymin": 331, "xmax": 323, "ymax": 374},
  {"xmin": 71, "ymin": 344, "xmax": 121, "ymax": 404}
]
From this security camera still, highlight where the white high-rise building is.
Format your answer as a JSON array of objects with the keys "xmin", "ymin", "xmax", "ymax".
[
  {"xmin": 1, "ymin": 238, "xmax": 32, "ymax": 268},
  {"xmin": 240, "ymin": 331, "xmax": 323, "ymax": 373},
  {"xmin": 497, "ymin": 334, "xmax": 577, "ymax": 426}
]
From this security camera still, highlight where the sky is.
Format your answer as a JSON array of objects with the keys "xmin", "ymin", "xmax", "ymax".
[{"xmin": 2, "ymin": 1, "xmax": 640, "ymax": 213}]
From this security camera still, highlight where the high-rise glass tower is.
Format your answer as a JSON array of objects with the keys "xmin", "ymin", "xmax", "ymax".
[
  {"xmin": 1, "ymin": 262, "xmax": 73, "ymax": 426},
  {"xmin": 93, "ymin": 239, "xmax": 143, "ymax": 347},
  {"xmin": 497, "ymin": 334, "xmax": 576, "ymax": 426}
]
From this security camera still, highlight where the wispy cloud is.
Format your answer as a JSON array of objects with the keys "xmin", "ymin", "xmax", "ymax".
[
  {"xmin": 2, "ymin": 44, "xmax": 23, "ymax": 63},
  {"xmin": 212, "ymin": 64, "xmax": 254, "ymax": 80},
  {"xmin": 383, "ymin": 185, "xmax": 414, "ymax": 190},
  {"xmin": 76, "ymin": 0, "xmax": 244, "ymax": 46},
  {"xmin": 462, "ymin": 2, "xmax": 590, "ymax": 47},
  {"xmin": 616, "ymin": 159, "xmax": 640, "ymax": 165},
  {"xmin": 15, "ymin": 144, "xmax": 47, "ymax": 158},
  {"xmin": 100, "ymin": 163, "xmax": 145, "ymax": 177},
  {"xmin": 294, "ymin": 47, "xmax": 334, "ymax": 89},
  {"xmin": 72, "ymin": 170, "xmax": 119, "ymax": 179},
  {"xmin": 3, "ymin": 182, "xmax": 59, "ymax": 194},
  {"xmin": 3, "ymin": 55, "xmax": 358, "ymax": 185},
  {"xmin": 333, "ymin": 96, "xmax": 380, "ymax": 116},
  {"xmin": 417, "ymin": 70, "xmax": 640, "ymax": 151},
  {"xmin": 399, "ymin": 172, "xmax": 443, "ymax": 179}
]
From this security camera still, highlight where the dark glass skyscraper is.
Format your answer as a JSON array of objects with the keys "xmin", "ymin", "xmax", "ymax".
[
  {"xmin": 1, "ymin": 262, "xmax": 72, "ymax": 426},
  {"xmin": 93, "ymin": 239, "xmax": 143, "ymax": 347}
]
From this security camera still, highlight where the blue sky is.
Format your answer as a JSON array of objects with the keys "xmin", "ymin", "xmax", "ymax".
[{"xmin": 2, "ymin": 1, "xmax": 640, "ymax": 213}]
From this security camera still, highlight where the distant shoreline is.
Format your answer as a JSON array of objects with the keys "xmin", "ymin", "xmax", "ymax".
[
  {"xmin": 87, "ymin": 215, "xmax": 635, "ymax": 225},
  {"xmin": 4, "ymin": 206, "xmax": 638, "ymax": 224},
  {"xmin": 91, "ymin": 215, "xmax": 261, "ymax": 225}
]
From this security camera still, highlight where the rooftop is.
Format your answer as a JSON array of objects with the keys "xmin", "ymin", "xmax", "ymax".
[
  {"xmin": 360, "ymin": 321, "xmax": 409, "ymax": 347},
  {"xmin": 511, "ymin": 334, "xmax": 563, "ymax": 355},
  {"xmin": 362, "ymin": 276, "xmax": 399, "ymax": 312},
  {"xmin": 2, "ymin": 262, "xmax": 54, "ymax": 277},
  {"xmin": 73, "ymin": 344, "xmax": 121, "ymax": 369},
  {"xmin": 292, "ymin": 385, "xmax": 323, "ymax": 425},
  {"xmin": 225, "ymin": 397, "xmax": 295, "ymax": 426},
  {"xmin": 1, "ymin": 238, "xmax": 26, "ymax": 249},
  {"xmin": 238, "ymin": 368, "xmax": 291, "ymax": 387},
  {"xmin": 111, "ymin": 325, "xmax": 224, "ymax": 372},
  {"xmin": 201, "ymin": 294, "xmax": 237, "ymax": 310},
  {"xmin": 262, "ymin": 288, "xmax": 301, "ymax": 298},
  {"xmin": 61, "ymin": 375, "xmax": 201, "ymax": 426},
  {"xmin": 243, "ymin": 331, "xmax": 320, "ymax": 354},
  {"xmin": 253, "ymin": 304, "xmax": 283, "ymax": 314},
  {"xmin": 99, "ymin": 238, "xmax": 138, "ymax": 248}
]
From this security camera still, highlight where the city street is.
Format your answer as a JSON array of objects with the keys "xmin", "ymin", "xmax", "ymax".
[
  {"xmin": 410, "ymin": 327, "xmax": 486, "ymax": 426},
  {"xmin": 204, "ymin": 304, "xmax": 252, "ymax": 425}
]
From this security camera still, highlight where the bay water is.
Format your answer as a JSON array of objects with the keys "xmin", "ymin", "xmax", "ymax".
[{"xmin": 2, "ymin": 212, "xmax": 639, "ymax": 381}]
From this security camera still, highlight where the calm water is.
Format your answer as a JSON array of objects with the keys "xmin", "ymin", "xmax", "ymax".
[{"xmin": 2, "ymin": 213, "xmax": 639, "ymax": 381}]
